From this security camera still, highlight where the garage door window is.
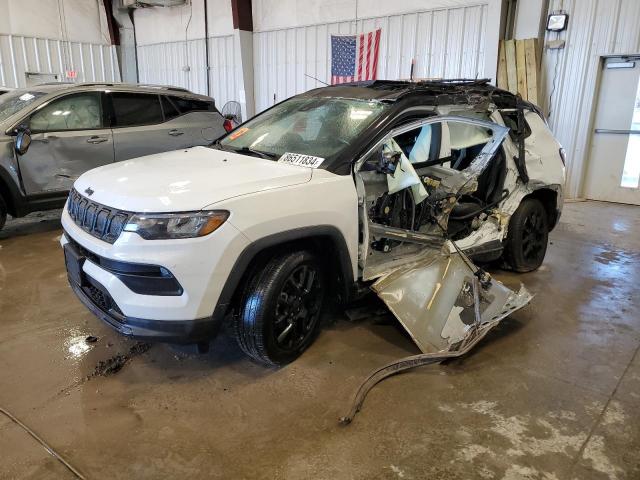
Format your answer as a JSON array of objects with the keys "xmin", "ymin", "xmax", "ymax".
[
  {"xmin": 29, "ymin": 93, "xmax": 103, "ymax": 132},
  {"xmin": 111, "ymin": 93, "xmax": 163, "ymax": 127}
]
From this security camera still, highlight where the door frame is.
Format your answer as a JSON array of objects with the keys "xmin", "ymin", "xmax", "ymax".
[
  {"xmin": 579, "ymin": 53, "xmax": 640, "ymax": 199},
  {"xmin": 354, "ymin": 114, "xmax": 510, "ymax": 280}
]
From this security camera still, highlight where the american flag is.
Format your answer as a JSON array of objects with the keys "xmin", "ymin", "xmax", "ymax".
[{"xmin": 331, "ymin": 29, "xmax": 381, "ymax": 85}]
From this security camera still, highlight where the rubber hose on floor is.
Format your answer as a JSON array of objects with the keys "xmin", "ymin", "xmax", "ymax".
[{"xmin": 0, "ymin": 406, "xmax": 86, "ymax": 479}]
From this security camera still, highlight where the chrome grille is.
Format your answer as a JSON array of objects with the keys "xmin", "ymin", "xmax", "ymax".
[{"xmin": 67, "ymin": 189, "xmax": 131, "ymax": 243}]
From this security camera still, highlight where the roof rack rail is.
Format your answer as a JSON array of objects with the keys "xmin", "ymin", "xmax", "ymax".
[
  {"xmin": 135, "ymin": 84, "xmax": 192, "ymax": 93},
  {"xmin": 71, "ymin": 82, "xmax": 193, "ymax": 93},
  {"xmin": 34, "ymin": 82, "xmax": 74, "ymax": 86},
  {"xmin": 417, "ymin": 78, "xmax": 491, "ymax": 84}
]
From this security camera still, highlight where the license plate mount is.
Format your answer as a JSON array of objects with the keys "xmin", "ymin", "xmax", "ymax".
[{"xmin": 64, "ymin": 243, "xmax": 87, "ymax": 287}]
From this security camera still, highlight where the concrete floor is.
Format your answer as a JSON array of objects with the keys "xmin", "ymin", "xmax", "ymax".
[{"xmin": 1, "ymin": 201, "xmax": 639, "ymax": 480}]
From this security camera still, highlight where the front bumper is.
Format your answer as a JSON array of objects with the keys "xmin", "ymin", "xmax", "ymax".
[
  {"xmin": 67, "ymin": 273, "xmax": 220, "ymax": 342},
  {"xmin": 61, "ymin": 206, "xmax": 251, "ymax": 342}
]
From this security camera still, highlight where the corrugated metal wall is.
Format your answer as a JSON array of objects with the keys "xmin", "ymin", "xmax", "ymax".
[
  {"xmin": 137, "ymin": 35, "xmax": 241, "ymax": 108},
  {"xmin": 252, "ymin": 4, "xmax": 488, "ymax": 112},
  {"xmin": 541, "ymin": 0, "xmax": 640, "ymax": 198},
  {"xmin": 0, "ymin": 34, "xmax": 119, "ymax": 88}
]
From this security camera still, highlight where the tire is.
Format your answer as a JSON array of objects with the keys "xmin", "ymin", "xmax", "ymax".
[
  {"xmin": 0, "ymin": 195, "xmax": 7, "ymax": 232},
  {"xmin": 235, "ymin": 250, "xmax": 326, "ymax": 366},
  {"xmin": 503, "ymin": 198, "xmax": 549, "ymax": 272}
]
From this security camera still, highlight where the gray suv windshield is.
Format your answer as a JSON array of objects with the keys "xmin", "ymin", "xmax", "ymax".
[{"xmin": 0, "ymin": 90, "xmax": 48, "ymax": 123}]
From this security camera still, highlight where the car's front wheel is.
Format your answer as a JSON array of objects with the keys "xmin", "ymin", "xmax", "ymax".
[
  {"xmin": 503, "ymin": 198, "xmax": 549, "ymax": 272},
  {"xmin": 235, "ymin": 250, "xmax": 325, "ymax": 366}
]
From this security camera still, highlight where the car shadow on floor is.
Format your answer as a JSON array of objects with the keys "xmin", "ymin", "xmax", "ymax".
[{"xmin": 0, "ymin": 210, "xmax": 62, "ymax": 240}]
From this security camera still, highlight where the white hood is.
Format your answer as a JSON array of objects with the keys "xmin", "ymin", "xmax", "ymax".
[{"xmin": 73, "ymin": 146, "xmax": 312, "ymax": 212}]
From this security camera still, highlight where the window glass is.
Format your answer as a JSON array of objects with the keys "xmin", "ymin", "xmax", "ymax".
[
  {"xmin": 371, "ymin": 120, "xmax": 493, "ymax": 171},
  {"xmin": 0, "ymin": 90, "xmax": 48, "ymax": 123},
  {"xmin": 161, "ymin": 96, "xmax": 180, "ymax": 121},
  {"xmin": 621, "ymin": 77, "xmax": 640, "ymax": 188},
  {"xmin": 29, "ymin": 93, "xmax": 102, "ymax": 132},
  {"xmin": 169, "ymin": 96, "xmax": 214, "ymax": 114},
  {"xmin": 219, "ymin": 97, "xmax": 387, "ymax": 163},
  {"xmin": 111, "ymin": 93, "xmax": 163, "ymax": 127}
]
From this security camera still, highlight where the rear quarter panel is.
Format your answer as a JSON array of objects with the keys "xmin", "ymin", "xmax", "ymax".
[
  {"xmin": 523, "ymin": 111, "xmax": 566, "ymax": 187},
  {"xmin": 171, "ymin": 111, "xmax": 226, "ymax": 144}
]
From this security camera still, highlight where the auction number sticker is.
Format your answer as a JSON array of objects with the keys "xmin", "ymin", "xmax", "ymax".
[
  {"xmin": 229, "ymin": 127, "xmax": 249, "ymax": 141},
  {"xmin": 278, "ymin": 152, "xmax": 325, "ymax": 168}
]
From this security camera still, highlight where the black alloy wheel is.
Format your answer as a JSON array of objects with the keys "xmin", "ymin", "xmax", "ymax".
[
  {"xmin": 522, "ymin": 208, "xmax": 547, "ymax": 263},
  {"xmin": 235, "ymin": 250, "xmax": 325, "ymax": 366},
  {"xmin": 503, "ymin": 198, "xmax": 549, "ymax": 272},
  {"xmin": 273, "ymin": 264, "xmax": 323, "ymax": 351}
]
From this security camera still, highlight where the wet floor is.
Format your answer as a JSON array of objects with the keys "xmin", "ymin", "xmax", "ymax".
[{"xmin": 1, "ymin": 201, "xmax": 639, "ymax": 479}]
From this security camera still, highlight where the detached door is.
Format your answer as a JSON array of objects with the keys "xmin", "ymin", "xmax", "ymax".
[
  {"xmin": 109, "ymin": 92, "xmax": 188, "ymax": 161},
  {"xmin": 583, "ymin": 57, "xmax": 640, "ymax": 205},
  {"xmin": 19, "ymin": 92, "xmax": 114, "ymax": 195}
]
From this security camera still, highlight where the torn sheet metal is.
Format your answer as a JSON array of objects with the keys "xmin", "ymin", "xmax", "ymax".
[
  {"xmin": 341, "ymin": 247, "xmax": 531, "ymax": 424},
  {"xmin": 372, "ymin": 245, "xmax": 532, "ymax": 355}
]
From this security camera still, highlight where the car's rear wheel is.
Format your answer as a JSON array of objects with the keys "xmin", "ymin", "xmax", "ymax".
[
  {"xmin": 503, "ymin": 198, "xmax": 549, "ymax": 272},
  {"xmin": 235, "ymin": 250, "xmax": 325, "ymax": 366},
  {"xmin": 0, "ymin": 195, "xmax": 7, "ymax": 232}
]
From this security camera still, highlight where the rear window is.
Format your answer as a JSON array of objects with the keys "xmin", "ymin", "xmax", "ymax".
[
  {"xmin": 169, "ymin": 96, "xmax": 215, "ymax": 114},
  {"xmin": 161, "ymin": 96, "xmax": 181, "ymax": 121},
  {"xmin": 111, "ymin": 93, "xmax": 163, "ymax": 127}
]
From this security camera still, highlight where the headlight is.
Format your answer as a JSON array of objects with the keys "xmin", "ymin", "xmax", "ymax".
[{"xmin": 123, "ymin": 210, "xmax": 229, "ymax": 240}]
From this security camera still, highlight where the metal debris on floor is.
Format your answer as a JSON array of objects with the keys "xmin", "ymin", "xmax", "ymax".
[{"xmin": 341, "ymin": 244, "xmax": 532, "ymax": 424}]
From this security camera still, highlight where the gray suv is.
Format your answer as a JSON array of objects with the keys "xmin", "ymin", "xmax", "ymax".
[{"xmin": 0, "ymin": 83, "xmax": 227, "ymax": 231}]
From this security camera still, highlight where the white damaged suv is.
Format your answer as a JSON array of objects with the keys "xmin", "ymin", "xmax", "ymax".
[{"xmin": 61, "ymin": 80, "xmax": 565, "ymax": 366}]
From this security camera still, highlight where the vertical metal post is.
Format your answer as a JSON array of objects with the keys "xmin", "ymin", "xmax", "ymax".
[{"xmin": 204, "ymin": 0, "xmax": 211, "ymax": 96}]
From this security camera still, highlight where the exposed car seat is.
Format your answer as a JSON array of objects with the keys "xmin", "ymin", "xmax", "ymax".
[{"xmin": 450, "ymin": 147, "xmax": 507, "ymax": 220}]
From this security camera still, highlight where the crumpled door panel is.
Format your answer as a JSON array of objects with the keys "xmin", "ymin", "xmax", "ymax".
[{"xmin": 372, "ymin": 247, "xmax": 532, "ymax": 354}]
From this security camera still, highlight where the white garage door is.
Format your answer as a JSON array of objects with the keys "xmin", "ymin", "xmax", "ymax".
[{"xmin": 252, "ymin": 4, "xmax": 488, "ymax": 113}]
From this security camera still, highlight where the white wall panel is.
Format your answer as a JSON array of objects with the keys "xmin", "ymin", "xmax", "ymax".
[
  {"xmin": 208, "ymin": 35, "xmax": 241, "ymax": 109},
  {"xmin": 0, "ymin": 35, "xmax": 119, "ymax": 88},
  {"xmin": 137, "ymin": 39, "xmax": 207, "ymax": 94},
  {"xmin": 137, "ymin": 35, "xmax": 241, "ymax": 108},
  {"xmin": 253, "ymin": 4, "xmax": 488, "ymax": 112},
  {"xmin": 541, "ymin": 0, "xmax": 640, "ymax": 198}
]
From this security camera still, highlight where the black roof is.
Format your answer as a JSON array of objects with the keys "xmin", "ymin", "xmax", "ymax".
[{"xmin": 300, "ymin": 79, "xmax": 541, "ymax": 113}]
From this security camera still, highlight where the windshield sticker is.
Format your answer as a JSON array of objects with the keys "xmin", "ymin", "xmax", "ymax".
[
  {"xmin": 229, "ymin": 127, "xmax": 249, "ymax": 141},
  {"xmin": 278, "ymin": 152, "xmax": 325, "ymax": 168}
]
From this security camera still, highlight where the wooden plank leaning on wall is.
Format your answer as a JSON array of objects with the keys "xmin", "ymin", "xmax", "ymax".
[{"xmin": 497, "ymin": 38, "xmax": 540, "ymax": 107}]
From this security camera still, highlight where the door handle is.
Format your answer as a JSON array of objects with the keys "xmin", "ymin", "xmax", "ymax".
[
  {"xmin": 168, "ymin": 129, "xmax": 184, "ymax": 137},
  {"xmin": 594, "ymin": 129, "xmax": 640, "ymax": 135},
  {"xmin": 87, "ymin": 136, "xmax": 108, "ymax": 144}
]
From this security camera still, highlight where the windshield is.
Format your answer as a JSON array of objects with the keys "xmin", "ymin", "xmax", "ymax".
[
  {"xmin": 218, "ymin": 97, "xmax": 387, "ymax": 167},
  {"xmin": 0, "ymin": 90, "xmax": 48, "ymax": 124}
]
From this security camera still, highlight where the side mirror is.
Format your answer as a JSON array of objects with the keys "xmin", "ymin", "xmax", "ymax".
[
  {"xmin": 15, "ymin": 128, "xmax": 32, "ymax": 156},
  {"xmin": 377, "ymin": 149, "xmax": 401, "ymax": 175}
]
